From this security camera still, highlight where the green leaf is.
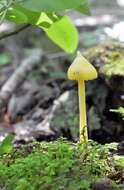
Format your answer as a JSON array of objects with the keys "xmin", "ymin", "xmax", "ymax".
[
  {"xmin": 14, "ymin": 5, "xmax": 41, "ymax": 24},
  {"xmin": 6, "ymin": 6, "xmax": 56, "ymax": 26},
  {"xmin": 42, "ymin": 16, "xmax": 78, "ymax": 53},
  {"xmin": 6, "ymin": 7, "xmax": 28, "ymax": 23},
  {"xmin": 36, "ymin": 12, "xmax": 59, "ymax": 28},
  {"xmin": 0, "ymin": 134, "xmax": 14, "ymax": 155},
  {"xmin": 18, "ymin": 0, "xmax": 84, "ymax": 12},
  {"xmin": 6, "ymin": 5, "xmax": 41, "ymax": 24},
  {"xmin": 5, "ymin": 6, "xmax": 78, "ymax": 53},
  {"xmin": 76, "ymin": 0, "xmax": 91, "ymax": 15}
]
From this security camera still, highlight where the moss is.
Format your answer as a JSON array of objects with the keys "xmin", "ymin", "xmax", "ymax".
[
  {"xmin": 101, "ymin": 52, "xmax": 124, "ymax": 77},
  {"xmin": 0, "ymin": 139, "xmax": 122, "ymax": 190},
  {"xmin": 84, "ymin": 41, "xmax": 124, "ymax": 78}
]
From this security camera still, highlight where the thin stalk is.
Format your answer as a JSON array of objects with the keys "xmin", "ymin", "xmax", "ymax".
[{"xmin": 78, "ymin": 80, "xmax": 88, "ymax": 143}]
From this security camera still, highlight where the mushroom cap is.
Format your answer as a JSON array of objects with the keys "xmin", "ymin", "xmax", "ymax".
[{"xmin": 67, "ymin": 51, "xmax": 98, "ymax": 81}]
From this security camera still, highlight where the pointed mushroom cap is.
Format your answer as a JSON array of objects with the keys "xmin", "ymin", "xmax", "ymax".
[{"xmin": 67, "ymin": 51, "xmax": 98, "ymax": 81}]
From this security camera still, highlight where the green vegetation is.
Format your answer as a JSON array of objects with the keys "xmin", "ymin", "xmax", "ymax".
[
  {"xmin": 0, "ymin": 0, "xmax": 90, "ymax": 53},
  {"xmin": 110, "ymin": 107, "xmax": 124, "ymax": 120},
  {"xmin": 0, "ymin": 138, "xmax": 123, "ymax": 190},
  {"xmin": 84, "ymin": 42, "xmax": 124, "ymax": 78},
  {"xmin": 0, "ymin": 134, "xmax": 14, "ymax": 155},
  {"xmin": 101, "ymin": 52, "xmax": 124, "ymax": 77}
]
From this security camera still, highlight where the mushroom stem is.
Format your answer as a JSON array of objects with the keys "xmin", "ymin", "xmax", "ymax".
[{"xmin": 78, "ymin": 80, "xmax": 88, "ymax": 143}]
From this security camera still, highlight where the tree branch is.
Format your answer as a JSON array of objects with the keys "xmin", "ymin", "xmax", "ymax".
[{"xmin": 0, "ymin": 24, "xmax": 31, "ymax": 40}]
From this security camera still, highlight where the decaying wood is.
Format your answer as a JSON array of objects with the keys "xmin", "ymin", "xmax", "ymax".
[
  {"xmin": 38, "ymin": 91, "xmax": 70, "ymax": 131},
  {"xmin": 0, "ymin": 49, "xmax": 43, "ymax": 109}
]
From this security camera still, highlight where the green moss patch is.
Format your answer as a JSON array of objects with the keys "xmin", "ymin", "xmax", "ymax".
[
  {"xmin": 84, "ymin": 41, "xmax": 124, "ymax": 78},
  {"xmin": 101, "ymin": 52, "xmax": 124, "ymax": 77},
  {"xmin": 0, "ymin": 139, "xmax": 123, "ymax": 190}
]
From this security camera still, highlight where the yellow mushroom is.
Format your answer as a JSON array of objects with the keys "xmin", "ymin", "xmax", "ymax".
[{"xmin": 67, "ymin": 51, "xmax": 98, "ymax": 143}]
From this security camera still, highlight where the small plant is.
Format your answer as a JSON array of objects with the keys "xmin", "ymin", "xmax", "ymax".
[
  {"xmin": 110, "ymin": 107, "xmax": 124, "ymax": 120},
  {"xmin": 0, "ymin": 134, "xmax": 14, "ymax": 155}
]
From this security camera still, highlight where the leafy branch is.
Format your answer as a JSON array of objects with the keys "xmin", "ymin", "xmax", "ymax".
[{"xmin": 0, "ymin": 0, "xmax": 91, "ymax": 53}]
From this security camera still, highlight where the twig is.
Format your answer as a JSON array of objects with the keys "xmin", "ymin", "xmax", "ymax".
[
  {"xmin": 0, "ymin": 49, "xmax": 43, "ymax": 109},
  {"xmin": 0, "ymin": 24, "xmax": 31, "ymax": 40}
]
